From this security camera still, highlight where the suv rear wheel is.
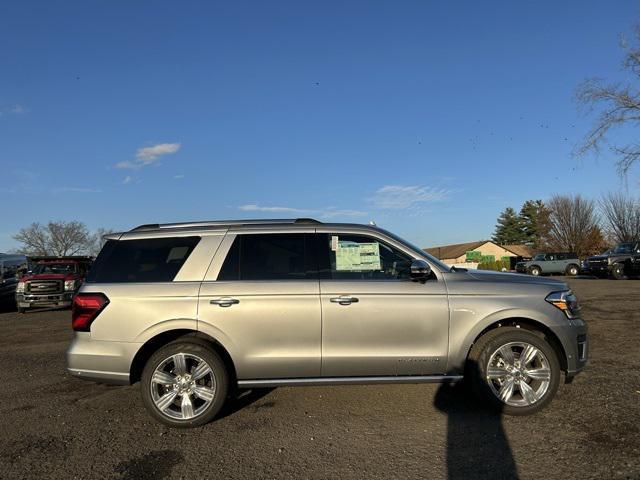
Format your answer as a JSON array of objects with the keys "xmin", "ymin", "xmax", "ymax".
[
  {"xmin": 141, "ymin": 340, "xmax": 228, "ymax": 428},
  {"xmin": 468, "ymin": 327, "xmax": 560, "ymax": 415}
]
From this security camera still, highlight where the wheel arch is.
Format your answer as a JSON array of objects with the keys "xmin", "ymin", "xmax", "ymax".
[
  {"xmin": 129, "ymin": 329, "xmax": 238, "ymax": 386},
  {"xmin": 464, "ymin": 317, "xmax": 568, "ymax": 374}
]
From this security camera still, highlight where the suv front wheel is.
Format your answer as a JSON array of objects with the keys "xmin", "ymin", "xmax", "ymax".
[
  {"xmin": 468, "ymin": 327, "xmax": 560, "ymax": 415},
  {"xmin": 565, "ymin": 264, "xmax": 579, "ymax": 276},
  {"xmin": 141, "ymin": 340, "xmax": 228, "ymax": 428},
  {"xmin": 611, "ymin": 263, "xmax": 626, "ymax": 280}
]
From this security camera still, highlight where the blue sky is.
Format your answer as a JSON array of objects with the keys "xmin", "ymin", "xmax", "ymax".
[{"xmin": 1, "ymin": 0, "xmax": 638, "ymax": 252}]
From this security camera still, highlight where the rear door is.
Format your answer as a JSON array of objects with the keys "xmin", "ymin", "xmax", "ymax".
[
  {"xmin": 197, "ymin": 231, "xmax": 321, "ymax": 380},
  {"xmin": 317, "ymin": 230, "xmax": 449, "ymax": 377},
  {"xmin": 545, "ymin": 253, "xmax": 560, "ymax": 273}
]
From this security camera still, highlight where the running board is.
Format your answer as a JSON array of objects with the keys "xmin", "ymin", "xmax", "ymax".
[{"xmin": 237, "ymin": 375, "xmax": 463, "ymax": 388}]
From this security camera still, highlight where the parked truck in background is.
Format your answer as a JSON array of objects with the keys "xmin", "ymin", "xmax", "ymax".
[
  {"xmin": 0, "ymin": 254, "xmax": 28, "ymax": 306},
  {"xmin": 583, "ymin": 241, "xmax": 640, "ymax": 279},
  {"xmin": 16, "ymin": 256, "xmax": 93, "ymax": 313}
]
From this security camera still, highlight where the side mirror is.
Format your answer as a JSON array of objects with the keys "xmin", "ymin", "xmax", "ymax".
[{"xmin": 410, "ymin": 259, "xmax": 432, "ymax": 281}]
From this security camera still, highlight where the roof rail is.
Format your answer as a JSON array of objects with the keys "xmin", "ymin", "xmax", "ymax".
[{"xmin": 130, "ymin": 218, "xmax": 321, "ymax": 232}]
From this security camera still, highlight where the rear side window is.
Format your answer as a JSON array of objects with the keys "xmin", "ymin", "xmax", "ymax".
[
  {"xmin": 86, "ymin": 237, "xmax": 200, "ymax": 283},
  {"xmin": 217, "ymin": 234, "xmax": 316, "ymax": 281}
]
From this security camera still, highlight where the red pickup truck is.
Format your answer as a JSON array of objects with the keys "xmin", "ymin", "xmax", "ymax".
[{"xmin": 16, "ymin": 256, "xmax": 93, "ymax": 313}]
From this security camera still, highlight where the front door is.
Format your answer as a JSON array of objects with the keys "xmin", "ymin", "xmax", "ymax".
[
  {"xmin": 317, "ymin": 231, "xmax": 450, "ymax": 377},
  {"xmin": 198, "ymin": 232, "xmax": 321, "ymax": 380}
]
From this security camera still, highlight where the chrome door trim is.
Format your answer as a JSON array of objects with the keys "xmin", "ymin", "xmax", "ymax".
[{"xmin": 237, "ymin": 375, "xmax": 463, "ymax": 388}]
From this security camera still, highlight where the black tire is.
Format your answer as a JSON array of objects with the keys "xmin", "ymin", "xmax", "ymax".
[
  {"xmin": 565, "ymin": 264, "xmax": 579, "ymax": 276},
  {"xmin": 467, "ymin": 327, "xmax": 561, "ymax": 416},
  {"xmin": 141, "ymin": 340, "xmax": 229, "ymax": 428},
  {"xmin": 17, "ymin": 307, "xmax": 26, "ymax": 314},
  {"xmin": 611, "ymin": 263, "xmax": 626, "ymax": 280},
  {"xmin": 528, "ymin": 266, "xmax": 541, "ymax": 276}
]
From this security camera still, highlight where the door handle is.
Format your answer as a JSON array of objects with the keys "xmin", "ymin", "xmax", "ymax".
[
  {"xmin": 210, "ymin": 297, "xmax": 240, "ymax": 307},
  {"xmin": 330, "ymin": 295, "xmax": 359, "ymax": 305}
]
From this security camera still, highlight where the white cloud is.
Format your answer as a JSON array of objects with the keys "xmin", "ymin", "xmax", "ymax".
[
  {"xmin": 122, "ymin": 176, "xmax": 133, "ymax": 184},
  {"xmin": 53, "ymin": 187, "xmax": 101, "ymax": 193},
  {"xmin": 321, "ymin": 209, "xmax": 367, "ymax": 218},
  {"xmin": 237, "ymin": 204, "xmax": 368, "ymax": 219},
  {"xmin": 369, "ymin": 185, "xmax": 451, "ymax": 209},
  {"xmin": 136, "ymin": 143, "xmax": 180, "ymax": 165},
  {"xmin": 238, "ymin": 204, "xmax": 311, "ymax": 214},
  {"xmin": 116, "ymin": 142, "xmax": 181, "ymax": 169},
  {"xmin": 0, "ymin": 104, "xmax": 26, "ymax": 116},
  {"xmin": 173, "ymin": 174, "xmax": 185, "ymax": 179}
]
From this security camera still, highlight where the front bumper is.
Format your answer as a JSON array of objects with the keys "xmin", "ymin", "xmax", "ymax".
[
  {"xmin": 67, "ymin": 333, "xmax": 141, "ymax": 385},
  {"xmin": 586, "ymin": 264, "xmax": 610, "ymax": 276},
  {"xmin": 550, "ymin": 318, "xmax": 588, "ymax": 378},
  {"xmin": 16, "ymin": 292, "xmax": 73, "ymax": 308}
]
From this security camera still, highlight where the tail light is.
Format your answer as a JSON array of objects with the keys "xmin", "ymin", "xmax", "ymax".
[{"xmin": 72, "ymin": 293, "xmax": 109, "ymax": 332}]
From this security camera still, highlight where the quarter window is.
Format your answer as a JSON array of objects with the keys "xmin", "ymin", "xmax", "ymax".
[
  {"xmin": 318, "ymin": 234, "xmax": 413, "ymax": 280},
  {"xmin": 217, "ymin": 234, "xmax": 316, "ymax": 281},
  {"xmin": 86, "ymin": 237, "xmax": 200, "ymax": 283}
]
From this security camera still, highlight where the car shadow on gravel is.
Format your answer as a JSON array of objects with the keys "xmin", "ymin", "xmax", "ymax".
[
  {"xmin": 434, "ymin": 363, "xmax": 518, "ymax": 480},
  {"xmin": 217, "ymin": 387, "xmax": 276, "ymax": 420}
]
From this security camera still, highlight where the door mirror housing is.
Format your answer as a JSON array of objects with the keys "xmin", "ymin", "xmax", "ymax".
[{"xmin": 410, "ymin": 259, "xmax": 431, "ymax": 280}]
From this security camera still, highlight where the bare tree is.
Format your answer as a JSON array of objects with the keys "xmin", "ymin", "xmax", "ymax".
[
  {"xmin": 542, "ymin": 195, "xmax": 605, "ymax": 257},
  {"xmin": 575, "ymin": 27, "xmax": 640, "ymax": 175},
  {"xmin": 13, "ymin": 221, "xmax": 91, "ymax": 256},
  {"xmin": 87, "ymin": 228, "xmax": 116, "ymax": 256},
  {"xmin": 599, "ymin": 192, "xmax": 640, "ymax": 243}
]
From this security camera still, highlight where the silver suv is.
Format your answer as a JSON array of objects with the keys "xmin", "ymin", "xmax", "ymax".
[{"xmin": 67, "ymin": 219, "xmax": 588, "ymax": 427}]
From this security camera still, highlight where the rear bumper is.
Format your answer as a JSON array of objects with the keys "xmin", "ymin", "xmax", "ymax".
[
  {"xmin": 16, "ymin": 292, "xmax": 73, "ymax": 308},
  {"xmin": 66, "ymin": 333, "xmax": 141, "ymax": 385}
]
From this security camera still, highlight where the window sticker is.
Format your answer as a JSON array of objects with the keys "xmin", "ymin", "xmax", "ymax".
[{"xmin": 335, "ymin": 239, "xmax": 381, "ymax": 271}]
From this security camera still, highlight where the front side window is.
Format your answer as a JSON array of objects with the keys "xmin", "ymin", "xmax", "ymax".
[
  {"xmin": 86, "ymin": 236, "xmax": 200, "ymax": 283},
  {"xmin": 533, "ymin": 254, "xmax": 546, "ymax": 261},
  {"xmin": 217, "ymin": 233, "xmax": 316, "ymax": 281},
  {"xmin": 318, "ymin": 233, "xmax": 413, "ymax": 280}
]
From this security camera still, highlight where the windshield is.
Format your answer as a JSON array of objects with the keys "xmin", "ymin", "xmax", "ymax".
[
  {"xmin": 612, "ymin": 243, "xmax": 633, "ymax": 254},
  {"xmin": 32, "ymin": 263, "xmax": 76, "ymax": 275},
  {"xmin": 533, "ymin": 254, "xmax": 546, "ymax": 261},
  {"xmin": 377, "ymin": 228, "xmax": 451, "ymax": 272}
]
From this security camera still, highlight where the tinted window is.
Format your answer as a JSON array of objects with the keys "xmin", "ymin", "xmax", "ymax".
[
  {"xmin": 86, "ymin": 237, "xmax": 200, "ymax": 283},
  {"xmin": 318, "ymin": 233, "xmax": 412, "ymax": 280},
  {"xmin": 217, "ymin": 234, "xmax": 316, "ymax": 281},
  {"xmin": 33, "ymin": 263, "xmax": 76, "ymax": 275}
]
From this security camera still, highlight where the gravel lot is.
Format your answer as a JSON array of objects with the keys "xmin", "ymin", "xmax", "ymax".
[{"xmin": 1, "ymin": 278, "xmax": 639, "ymax": 480}]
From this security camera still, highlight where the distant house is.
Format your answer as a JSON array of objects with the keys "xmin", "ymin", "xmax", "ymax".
[{"xmin": 424, "ymin": 240, "xmax": 532, "ymax": 269}]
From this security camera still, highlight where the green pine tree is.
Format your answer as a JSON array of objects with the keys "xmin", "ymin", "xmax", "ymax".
[
  {"xmin": 519, "ymin": 200, "xmax": 551, "ymax": 248},
  {"xmin": 492, "ymin": 207, "xmax": 526, "ymax": 244}
]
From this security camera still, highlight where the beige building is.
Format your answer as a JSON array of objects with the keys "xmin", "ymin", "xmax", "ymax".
[{"xmin": 424, "ymin": 240, "xmax": 532, "ymax": 269}]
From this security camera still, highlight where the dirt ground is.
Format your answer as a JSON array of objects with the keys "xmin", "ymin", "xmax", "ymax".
[{"xmin": 0, "ymin": 278, "xmax": 638, "ymax": 480}]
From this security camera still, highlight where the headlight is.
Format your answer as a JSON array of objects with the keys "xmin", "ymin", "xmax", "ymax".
[
  {"xmin": 64, "ymin": 280, "xmax": 76, "ymax": 291},
  {"xmin": 16, "ymin": 281, "xmax": 25, "ymax": 293},
  {"xmin": 546, "ymin": 290, "xmax": 581, "ymax": 319}
]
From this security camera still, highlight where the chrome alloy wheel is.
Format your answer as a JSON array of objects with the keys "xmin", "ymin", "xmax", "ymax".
[
  {"xmin": 150, "ymin": 353, "xmax": 216, "ymax": 420},
  {"xmin": 486, "ymin": 342, "xmax": 551, "ymax": 407}
]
